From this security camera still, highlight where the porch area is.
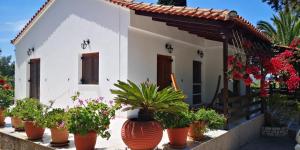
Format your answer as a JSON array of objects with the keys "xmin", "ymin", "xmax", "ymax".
[{"xmin": 127, "ymin": 6, "xmax": 272, "ymax": 129}]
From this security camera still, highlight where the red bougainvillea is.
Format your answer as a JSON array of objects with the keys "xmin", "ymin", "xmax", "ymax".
[
  {"xmin": 228, "ymin": 54, "xmax": 262, "ymax": 86},
  {"xmin": 228, "ymin": 38, "xmax": 300, "ymax": 95},
  {"xmin": 268, "ymin": 38, "xmax": 300, "ymax": 91}
]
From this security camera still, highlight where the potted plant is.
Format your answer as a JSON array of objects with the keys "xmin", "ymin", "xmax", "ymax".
[
  {"xmin": 0, "ymin": 77, "xmax": 14, "ymax": 127},
  {"xmin": 111, "ymin": 80, "xmax": 188, "ymax": 150},
  {"xmin": 4, "ymin": 100, "xmax": 25, "ymax": 131},
  {"xmin": 188, "ymin": 108, "xmax": 225, "ymax": 141},
  {"xmin": 45, "ymin": 108, "xmax": 69, "ymax": 145},
  {"xmin": 18, "ymin": 98, "xmax": 47, "ymax": 140},
  {"xmin": 67, "ymin": 92, "xmax": 117, "ymax": 150},
  {"xmin": 155, "ymin": 111, "xmax": 191, "ymax": 149}
]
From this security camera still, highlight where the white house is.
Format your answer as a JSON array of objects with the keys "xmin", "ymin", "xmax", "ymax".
[{"xmin": 12, "ymin": 0, "xmax": 271, "ymax": 109}]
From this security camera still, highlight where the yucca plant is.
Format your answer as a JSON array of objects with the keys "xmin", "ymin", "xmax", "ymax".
[{"xmin": 111, "ymin": 80, "xmax": 189, "ymax": 121}]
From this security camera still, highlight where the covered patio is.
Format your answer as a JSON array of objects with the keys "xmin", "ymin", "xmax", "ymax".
[{"xmin": 111, "ymin": 0, "xmax": 273, "ymax": 128}]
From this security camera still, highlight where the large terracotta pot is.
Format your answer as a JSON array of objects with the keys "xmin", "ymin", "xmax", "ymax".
[
  {"xmin": 24, "ymin": 121, "xmax": 45, "ymax": 140},
  {"xmin": 11, "ymin": 117, "xmax": 24, "ymax": 131},
  {"xmin": 167, "ymin": 127, "xmax": 189, "ymax": 148},
  {"xmin": 188, "ymin": 121, "xmax": 207, "ymax": 141},
  {"xmin": 50, "ymin": 127, "xmax": 69, "ymax": 143},
  {"xmin": 0, "ymin": 109, "xmax": 5, "ymax": 127},
  {"xmin": 74, "ymin": 131, "xmax": 97, "ymax": 150},
  {"xmin": 121, "ymin": 119, "xmax": 163, "ymax": 150}
]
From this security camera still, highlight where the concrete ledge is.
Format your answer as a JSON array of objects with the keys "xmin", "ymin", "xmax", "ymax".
[
  {"xmin": 0, "ymin": 131, "xmax": 53, "ymax": 150},
  {"xmin": 0, "ymin": 115, "xmax": 264, "ymax": 150},
  {"xmin": 191, "ymin": 114, "xmax": 265, "ymax": 150}
]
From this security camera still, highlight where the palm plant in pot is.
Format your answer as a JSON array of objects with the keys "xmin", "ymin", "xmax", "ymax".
[
  {"xmin": 18, "ymin": 98, "xmax": 47, "ymax": 140},
  {"xmin": 0, "ymin": 76, "xmax": 14, "ymax": 127},
  {"xmin": 67, "ymin": 92, "xmax": 117, "ymax": 150},
  {"xmin": 155, "ymin": 111, "xmax": 191, "ymax": 149},
  {"xmin": 188, "ymin": 108, "xmax": 226, "ymax": 141},
  {"xmin": 45, "ymin": 108, "xmax": 69, "ymax": 146},
  {"xmin": 4, "ymin": 100, "xmax": 25, "ymax": 131},
  {"xmin": 111, "ymin": 80, "xmax": 188, "ymax": 150}
]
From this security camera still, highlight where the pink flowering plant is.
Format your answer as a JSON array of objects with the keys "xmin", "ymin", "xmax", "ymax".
[
  {"xmin": 66, "ymin": 92, "xmax": 118, "ymax": 138},
  {"xmin": 44, "ymin": 108, "xmax": 68, "ymax": 129}
]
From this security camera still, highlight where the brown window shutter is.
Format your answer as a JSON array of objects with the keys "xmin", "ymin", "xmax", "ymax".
[{"xmin": 81, "ymin": 53, "xmax": 99, "ymax": 84}]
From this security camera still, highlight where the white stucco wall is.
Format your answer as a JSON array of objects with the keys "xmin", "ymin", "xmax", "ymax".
[
  {"xmin": 127, "ymin": 12, "xmax": 247, "ymax": 104},
  {"xmin": 14, "ymin": 0, "xmax": 247, "ymax": 108},
  {"xmin": 14, "ymin": 0, "xmax": 129, "ymax": 107},
  {"xmin": 128, "ymin": 12, "xmax": 209, "ymax": 104}
]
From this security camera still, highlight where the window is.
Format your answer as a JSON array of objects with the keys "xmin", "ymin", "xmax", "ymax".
[{"xmin": 81, "ymin": 52, "xmax": 99, "ymax": 84}]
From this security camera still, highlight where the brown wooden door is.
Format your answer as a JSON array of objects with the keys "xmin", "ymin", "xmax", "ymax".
[
  {"xmin": 193, "ymin": 61, "xmax": 202, "ymax": 104},
  {"xmin": 157, "ymin": 55, "xmax": 172, "ymax": 90},
  {"xmin": 29, "ymin": 59, "xmax": 40, "ymax": 99}
]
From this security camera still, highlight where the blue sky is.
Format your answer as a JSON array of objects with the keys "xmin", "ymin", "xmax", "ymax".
[{"xmin": 0, "ymin": 0, "xmax": 275, "ymax": 60}]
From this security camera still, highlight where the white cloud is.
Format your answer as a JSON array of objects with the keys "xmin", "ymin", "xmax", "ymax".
[{"xmin": 0, "ymin": 20, "xmax": 27, "ymax": 32}]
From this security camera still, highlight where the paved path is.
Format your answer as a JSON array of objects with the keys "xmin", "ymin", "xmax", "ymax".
[{"xmin": 240, "ymin": 136, "xmax": 296, "ymax": 150}]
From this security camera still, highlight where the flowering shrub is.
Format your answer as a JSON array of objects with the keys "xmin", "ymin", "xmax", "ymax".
[
  {"xmin": 67, "ymin": 92, "xmax": 118, "ymax": 138},
  {"xmin": 228, "ymin": 54, "xmax": 262, "ymax": 86},
  {"xmin": 268, "ymin": 38, "xmax": 300, "ymax": 91},
  {"xmin": 44, "ymin": 108, "xmax": 68, "ymax": 129},
  {"xmin": 0, "ymin": 76, "xmax": 14, "ymax": 109}
]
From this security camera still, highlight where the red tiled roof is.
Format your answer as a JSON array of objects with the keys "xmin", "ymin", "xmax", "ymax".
[{"xmin": 11, "ymin": 0, "xmax": 270, "ymax": 44}]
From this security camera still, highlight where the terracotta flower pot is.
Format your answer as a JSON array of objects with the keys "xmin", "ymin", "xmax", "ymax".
[
  {"xmin": 121, "ymin": 119, "xmax": 163, "ymax": 150},
  {"xmin": 50, "ymin": 127, "xmax": 69, "ymax": 143},
  {"xmin": 11, "ymin": 117, "xmax": 24, "ymax": 131},
  {"xmin": 167, "ymin": 127, "xmax": 189, "ymax": 148},
  {"xmin": 74, "ymin": 131, "xmax": 97, "ymax": 150},
  {"xmin": 0, "ymin": 109, "xmax": 6, "ymax": 127},
  {"xmin": 188, "ymin": 121, "xmax": 207, "ymax": 141},
  {"xmin": 24, "ymin": 121, "xmax": 45, "ymax": 140}
]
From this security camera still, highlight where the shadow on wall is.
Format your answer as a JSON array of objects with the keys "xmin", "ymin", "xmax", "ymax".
[{"xmin": 16, "ymin": 0, "xmax": 126, "ymax": 68}]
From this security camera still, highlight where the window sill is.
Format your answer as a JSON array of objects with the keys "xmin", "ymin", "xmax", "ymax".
[{"xmin": 78, "ymin": 84, "xmax": 99, "ymax": 89}]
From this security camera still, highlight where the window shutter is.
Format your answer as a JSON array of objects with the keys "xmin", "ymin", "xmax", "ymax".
[{"xmin": 81, "ymin": 53, "xmax": 99, "ymax": 84}]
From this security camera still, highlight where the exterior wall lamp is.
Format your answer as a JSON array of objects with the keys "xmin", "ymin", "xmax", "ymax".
[
  {"xmin": 165, "ymin": 43, "xmax": 174, "ymax": 53},
  {"xmin": 27, "ymin": 47, "xmax": 35, "ymax": 56},
  {"xmin": 81, "ymin": 39, "xmax": 90, "ymax": 49},
  {"xmin": 197, "ymin": 50, "xmax": 204, "ymax": 58}
]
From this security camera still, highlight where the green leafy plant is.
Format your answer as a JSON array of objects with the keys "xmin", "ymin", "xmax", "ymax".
[
  {"xmin": 0, "ymin": 76, "xmax": 14, "ymax": 109},
  {"xmin": 4, "ymin": 100, "xmax": 24, "ymax": 117},
  {"xmin": 111, "ymin": 80, "xmax": 189, "ymax": 121},
  {"xmin": 155, "ymin": 111, "xmax": 192, "ymax": 129},
  {"xmin": 45, "ymin": 108, "xmax": 68, "ymax": 129},
  {"xmin": 192, "ymin": 108, "xmax": 226, "ymax": 130},
  {"xmin": 67, "ymin": 92, "xmax": 117, "ymax": 139},
  {"xmin": 18, "ymin": 98, "xmax": 50, "ymax": 127}
]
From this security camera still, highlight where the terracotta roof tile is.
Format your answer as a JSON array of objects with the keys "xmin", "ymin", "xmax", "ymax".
[{"xmin": 11, "ymin": 0, "xmax": 270, "ymax": 45}]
